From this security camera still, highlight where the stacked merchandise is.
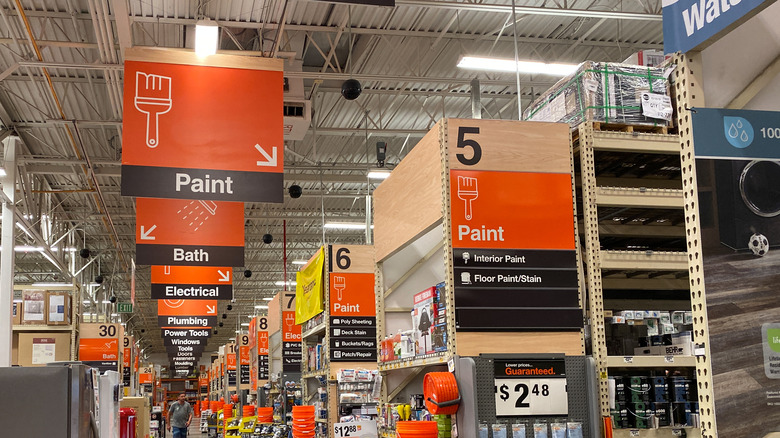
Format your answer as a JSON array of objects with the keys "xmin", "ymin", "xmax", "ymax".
[
  {"xmin": 380, "ymin": 282, "xmax": 447, "ymax": 363},
  {"xmin": 523, "ymin": 62, "xmax": 672, "ymax": 128},
  {"xmin": 609, "ymin": 374, "xmax": 699, "ymax": 429},
  {"xmin": 478, "ymin": 422, "xmax": 584, "ymax": 438},
  {"xmin": 306, "ymin": 344, "xmax": 326, "ymax": 372},
  {"xmin": 291, "ymin": 405, "xmax": 316, "ymax": 438},
  {"xmin": 337, "ymin": 369, "xmax": 379, "ymax": 421},
  {"xmin": 606, "ymin": 310, "xmax": 694, "ymax": 356}
]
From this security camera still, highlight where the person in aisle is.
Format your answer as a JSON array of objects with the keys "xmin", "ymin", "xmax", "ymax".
[{"xmin": 167, "ymin": 393, "xmax": 194, "ymax": 438}]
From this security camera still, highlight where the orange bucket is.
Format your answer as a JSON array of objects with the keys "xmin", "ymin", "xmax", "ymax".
[
  {"xmin": 396, "ymin": 421, "xmax": 439, "ymax": 438},
  {"xmin": 243, "ymin": 405, "xmax": 256, "ymax": 416},
  {"xmin": 423, "ymin": 372, "xmax": 460, "ymax": 415}
]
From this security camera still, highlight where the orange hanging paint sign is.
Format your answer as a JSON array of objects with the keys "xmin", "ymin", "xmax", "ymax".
[
  {"xmin": 329, "ymin": 272, "xmax": 376, "ymax": 317},
  {"xmin": 121, "ymin": 52, "xmax": 284, "ymax": 203},
  {"xmin": 449, "ymin": 170, "xmax": 576, "ymax": 250}
]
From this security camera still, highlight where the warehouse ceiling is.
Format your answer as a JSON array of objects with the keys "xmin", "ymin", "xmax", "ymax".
[{"xmin": 0, "ymin": 0, "xmax": 664, "ymax": 356}]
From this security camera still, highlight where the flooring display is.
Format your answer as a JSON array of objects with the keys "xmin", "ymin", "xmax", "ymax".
[{"xmin": 699, "ymin": 159, "xmax": 780, "ymax": 438}]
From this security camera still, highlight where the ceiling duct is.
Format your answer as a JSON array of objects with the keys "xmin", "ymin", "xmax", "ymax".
[{"xmin": 283, "ymin": 60, "xmax": 311, "ymax": 141}]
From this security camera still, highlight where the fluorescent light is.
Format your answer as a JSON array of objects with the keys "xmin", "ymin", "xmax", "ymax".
[
  {"xmin": 291, "ymin": 260, "xmax": 307, "ymax": 265},
  {"xmin": 82, "ymin": 300, "xmax": 91, "ymax": 304},
  {"xmin": 0, "ymin": 168, "xmax": 5, "ymax": 177},
  {"xmin": 274, "ymin": 281, "xmax": 295, "ymax": 286},
  {"xmin": 368, "ymin": 169, "xmax": 391, "ymax": 180},
  {"xmin": 262, "ymin": 297, "xmax": 273, "ymax": 301},
  {"xmin": 15, "ymin": 246, "xmax": 43, "ymax": 252},
  {"xmin": 235, "ymin": 330, "xmax": 241, "ymax": 333},
  {"xmin": 31, "ymin": 282, "xmax": 70, "ymax": 287},
  {"xmin": 457, "ymin": 56, "xmax": 578, "ymax": 76},
  {"xmin": 102, "ymin": 300, "xmax": 112, "ymax": 304},
  {"xmin": 195, "ymin": 19, "xmax": 219, "ymax": 57},
  {"xmin": 241, "ymin": 323, "xmax": 250, "ymax": 326},
  {"xmin": 324, "ymin": 222, "xmax": 370, "ymax": 230},
  {"xmin": 111, "ymin": 313, "xmax": 118, "ymax": 316},
  {"xmin": 255, "ymin": 305, "xmax": 269, "ymax": 309}
]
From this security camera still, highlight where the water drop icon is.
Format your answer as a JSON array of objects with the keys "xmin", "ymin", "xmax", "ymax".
[
  {"xmin": 741, "ymin": 130, "xmax": 749, "ymax": 142},
  {"xmin": 737, "ymin": 120, "xmax": 743, "ymax": 129},
  {"xmin": 729, "ymin": 124, "xmax": 739, "ymax": 138}
]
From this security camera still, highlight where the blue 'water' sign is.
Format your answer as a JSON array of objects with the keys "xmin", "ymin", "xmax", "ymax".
[
  {"xmin": 692, "ymin": 108, "xmax": 780, "ymax": 159},
  {"xmin": 662, "ymin": 0, "xmax": 771, "ymax": 54}
]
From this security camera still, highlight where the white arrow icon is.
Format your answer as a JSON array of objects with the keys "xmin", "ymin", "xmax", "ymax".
[
  {"xmin": 255, "ymin": 144, "xmax": 278, "ymax": 167},
  {"xmin": 140, "ymin": 225, "xmax": 157, "ymax": 240},
  {"xmin": 206, "ymin": 304, "xmax": 216, "ymax": 314},
  {"xmin": 218, "ymin": 270, "xmax": 231, "ymax": 282}
]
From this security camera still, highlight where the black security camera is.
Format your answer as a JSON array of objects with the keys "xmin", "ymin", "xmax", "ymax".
[
  {"xmin": 244, "ymin": 270, "xmax": 252, "ymax": 278},
  {"xmin": 214, "ymin": 330, "xmax": 218, "ymax": 335},
  {"xmin": 95, "ymin": 275, "xmax": 104, "ymax": 284},
  {"xmin": 219, "ymin": 322, "xmax": 224, "ymax": 327},
  {"xmin": 288, "ymin": 185, "xmax": 302, "ymax": 199},
  {"xmin": 227, "ymin": 304, "xmax": 233, "ymax": 311},
  {"xmin": 262, "ymin": 234, "xmax": 273, "ymax": 244},
  {"xmin": 80, "ymin": 248, "xmax": 90, "ymax": 259},
  {"xmin": 341, "ymin": 79, "xmax": 362, "ymax": 100},
  {"xmin": 109, "ymin": 296, "xmax": 117, "ymax": 304},
  {"xmin": 222, "ymin": 313, "xmax": 227, "ymax": 319}
]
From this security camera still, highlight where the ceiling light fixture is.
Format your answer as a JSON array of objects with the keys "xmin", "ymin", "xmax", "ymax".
[
  {"xmin": 195, "ymin": 19, "xmax": 219, "ymax": 57},
  {"xmin": 262, "ymin": 297, "xmax": 273, "ymax": 301},
  {"xmin": 324, "ymin": 222, "xmax": 372, "ymax": 230},
  {"xmin": 274, "ymin": 281, "xmax": 295, "ymax": 286},
  {"xmin": 240, "ymin": 323, "xmax": 250, "ymax": 326},
  {"xmin": 0, "ymin": 168, "xmax": 5, "ymax": 177},
  {"xmin": 291, "ymin": 260, "xmax": 307, "ymax": 265},
  {"xmin": 31, "ymin": 282, "xmax": 70, "ymax": 287},
  {"xmin": 367, "ymin": 169, "xmax": 392, "ymax": 180},
  {"xmin": 255, "ymin": 305, "xmax": 269, "ymax": 309},
  {"xmin": 456, "ymin": 56, "xmax": 578, "ymax": 76}
]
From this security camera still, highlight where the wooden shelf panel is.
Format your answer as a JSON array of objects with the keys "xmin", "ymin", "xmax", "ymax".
[
  {"xmin": 607, "ymin": 355, "xmax": 696, "ymax": 368},
  {"xmin": 590, "ymin": 131, "xmax": 679, "ymax": 154},
  {"xmin": 612, "ymin": 427, "xmax": 701, "ymax": 437},
  {"xmin": 302, "ymin": 369, "xmax": 328, "ymax": 379},
  {"xmin": 302, "ymin": 322, "xmax": 326, "ymax": 340},
  {"xmin": 13, "ymin": 324, "xmax": 73, "ymax": 331},
  {"xmin": 378, "ymin": 352, "xmax": 449, "ymax": 371},
  {"xmin": 596, "ymin": 187, "xmax": 684, "ymax": 208},
  {"xmin": 600, "ymin": 250, "xmax": 688, "ymax": 271}
]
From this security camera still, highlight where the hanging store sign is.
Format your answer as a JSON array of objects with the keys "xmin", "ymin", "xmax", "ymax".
[
  {"xmin": 257, "ymin": 317, "xmax": 270, "ymax": 381},
  {"xmin": 446, "ymin": 120, "xmax": 581, "ymax": 331},
  {"xmin": 494, "ymin": 358, "xmax": 568, "ymax": 416},
  {"xmin": 135, "ymin": 198, "xmax": 244, "ymax": 267},
  {"xmin": 151, "ymin": 265, "xmax": 233, "ymax": 300},
  {"xmin": 238, "ymin": 334, "xmax": 251, "ymax": 385},
  {"xmin": 692, "ymin": 107, "xmax": 780, "ymax": 160},
  {"xmin": 226, "ymin": 343, "xmax": 237, "ymax": 386},
  {"xmin": 329, "ymin": 271, "xmax": 377, "ymax": 362},
  {"xmin": 122, "ymin": 336, "xmax": 133, "ymax": 386},
  {"xmin": 161, "ymin": 328, "xmax": 212, "ymax": 339},
  {"xmin": 662, "ymin": 0, "xmax": 770, "ymax": 54},
  {"xmin": 121, "ymin": 48, "xmax": 284, "ymax": 203},
  {"xmin": 139, "ymin": 366, "xmax": 153, "ymax": 385},
  {"xmin": 79, "ymin": 323, "xmax": 121, "ymax": 373},
  {"xmin": 157, "ymin": 299, "xmax": 218, "ymax": 327},
  {"xmin": 282, "ymin": 309, "xmax": 302, "ymax": 371}
]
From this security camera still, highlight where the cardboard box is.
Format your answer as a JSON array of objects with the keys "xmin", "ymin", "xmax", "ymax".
[
  {"xmin": 12, "ymin": 302, "xmax": 21, "ymax": 325},
  {"xmin": 121, "ymin": 396, "xmax": 151, "ymax": 438},
  {"xmin": 17, "ymin": 332, "xmax": 71, "ymax": 366},
  {"xmin": 412, "ymin": 287, "xmax": 436, "ymax": 355},
  {"xmin": 22, "ymin": 290, "xmax": 46, "ymax": 325},
  {"xmin": 46, "ymin": 291, "xmax": 72, "ymax": 325}
]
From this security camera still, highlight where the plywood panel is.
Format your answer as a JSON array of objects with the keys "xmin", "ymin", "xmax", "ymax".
[
  {"xmin": 375, "ymin": 124, "xmax": 444, "ymax": 262},
  {"xmin": 456, "ymin": 332, "xmax": 584, "ymax": 356},
  {"xmin": 125, "ymin": 47, "xmax": 284, "ymax": 71},
  {"xmin": 330, "ymin": 245, "xmax": 375, "ymax": 273},
  {"xmin": 447, "ymin": 119, "xmax": 571, "ymax": 173},
  {"xmin": 268, "ymin": 293, "xmax": 281, "ymax": 335}
]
